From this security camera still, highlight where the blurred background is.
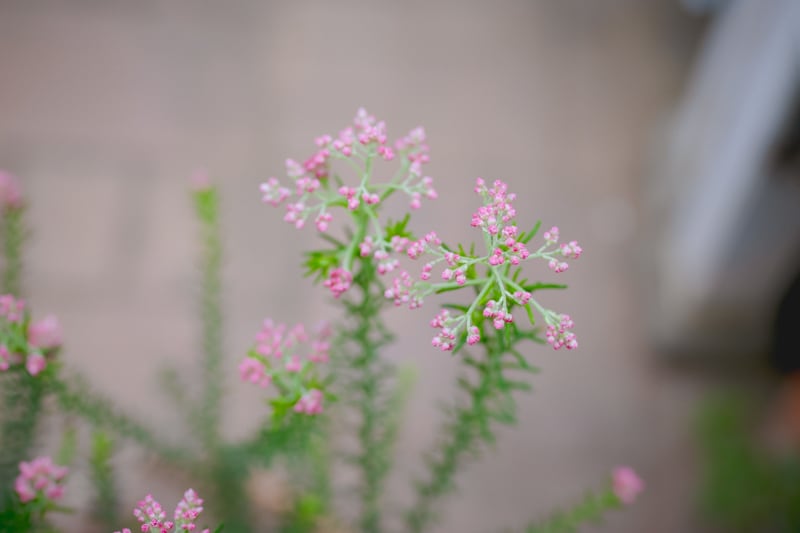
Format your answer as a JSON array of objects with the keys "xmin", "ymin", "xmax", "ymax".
[{"xmin": 1, "ymin": 0, "xmax": 799, "ymax": 531}]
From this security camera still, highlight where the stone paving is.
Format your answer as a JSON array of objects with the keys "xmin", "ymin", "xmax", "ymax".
[{"xmin": 0, "ymin": 1, "xmax": 708, "ymax": 531}]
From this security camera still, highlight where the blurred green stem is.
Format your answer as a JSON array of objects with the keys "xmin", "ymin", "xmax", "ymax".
[
  {"xmin": 51, "ymin": 373, "xmax": 187, "ymax": 465},
  {"xmin": 193, "ymin": 186, "xmax": 225, "ymax": 452}
]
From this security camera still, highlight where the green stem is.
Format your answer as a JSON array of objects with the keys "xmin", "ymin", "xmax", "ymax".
[
  {"xmin": 2, "ymin": 207, "xmax": 24, "ymax": 296},
  {"xmin": 88, "ymin": 430, "xmax": 120, "ymax": 529},
  {"xmin": 405, "ymin": 327, "xmax": 514, "ymax": 533},
  {"xmin": 524, "ymin": 489, "xmax": 621, "ymax": 533},
  {"xmin": 337, "ymin": 256, "xmax": 395, "ymax": 533},
  {"xmin": 194, "ymin": 187, "xmax": 225, "ymax": 452},
  {"xmin": 51, "ymin": 373, "xmax": 188, "ymax": 466}
]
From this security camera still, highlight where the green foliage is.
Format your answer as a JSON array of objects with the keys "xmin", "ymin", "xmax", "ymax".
[
  {"xmin": 335, "ymin": 256, "xmax": 399, "ymax": 533},
  {"xmin": 0, "ymin": 498, "xmax": 35, "ymax": 533},
  {"xmin": 384, "ymin": 214, "xmax": 414, "ymax": 241},
  {"xmin": 696, "ymin": 393, "xmax": 800, "ymax": 532},
  {"xmin": 0, "ymin": 371, "xmax": 47, "ymax": 505},
  {"xmin": 304, "ymin": 248, "xmax": 342, "ymax": 282},
  {"xmin": 51, "ymin": 372, "xmax": 186, "ymax": 465},
  {"xmin": 523, "ymin": 490, "xmax": 620, "ymax": 533},
  {"xmin": 194, "ymin": 185, "xmax": 225, "ymax": 452},
  {"xmin": 88, "ymin": 430, "xmax": 119, "ymax": 528},
  {"xmin": 2, "ymin": 206, "xmax": 25, "ymax": 296},
  {"xmin": 405, "ymin": 320, "xmax": 541, "ymax": 533},
  {"xmin": 279, "ymin": 493, "xmax": 325, "ymax": 533},
  {"xmin": 0, "ymin": 206, "xmax": 44, "ymax": 505}
]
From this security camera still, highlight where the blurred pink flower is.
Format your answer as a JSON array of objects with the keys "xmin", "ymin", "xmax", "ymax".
[
  {"xmin": 0, "ymin": 170, "xmax": 23, "ymax": 209},
  {"xmin": 294, "ymin": 389, "xmax": 323, "ymax": 415},
  {"xmin": 25, "ymin": 353, "xmax": 46, "ymax": 376},
  {"xmin": 189, "ymin": 169, "xmax": 212, "ymax": 191},
  {"xmin": 612, "ymin": 466, "xmax": 644, "ymax": 504},
  {"xmin": 28, "ymin": 315, "xmax": 62, "ymax": 349},
  {"xmin": 15, "ymin": 456, "xmax": 68, "ymax": 503}
]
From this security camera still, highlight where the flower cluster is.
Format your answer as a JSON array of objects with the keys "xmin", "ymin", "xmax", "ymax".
[
  {"xmin": 239, "ymin": 319, "xmax": 331, "ymax": 415},
  {"xmin": 0, "ymin": 294, "xmax": 62, "ymax": 375},
  {"xmin": 611, "ymin": 466, "xmax": 644, "ymax": 504},
  {"xmin": 387, "ymin": 178, "xmax": 582, "ymax": 352},
  {"xmin": 14, "ymin": 456, "xmax": 68, "ymax": 503},
  {"xmin": 260, "ymin": 108, "xmax": 437, "ymax": 298},
  {"xmin": 114, "ymin": 489, "xmax": 210, "ymax": 533}
]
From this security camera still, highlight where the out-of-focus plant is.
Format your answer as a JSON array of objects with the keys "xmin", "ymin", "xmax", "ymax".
[
  {"xmin": 0, "ymin": 108, "xmax": 642, "ymax": 533},
  {"xmin": 696, "ymin": 392, "xmax": 800, "ymax": 532}
]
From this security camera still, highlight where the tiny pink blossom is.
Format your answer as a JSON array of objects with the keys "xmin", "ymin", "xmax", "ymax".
[
  {"xmin": 385, "ymin": 270, "xmax": 423, "ymax": 309},
  {"xmin": 545, "ymin": 314, "xmax": 578, "ymax": 350},
  {"xmin": 239, "ymin": 357, "xmax": 271, "ymax": 388},
  {"xmin": 174, "ymin": 488, "xmax": 205, "ymax": 526},
  {"xmin": 28, "ymin": 315, "xmax": 62, "ymax": 350},
  {"xmin": 285, "ymin": 355, "xmax": 302, "ymax": 372},
  {"xmin": 612, "ymin": 466, "xmax": 644, "ymax": 504},
  {"xmin": 548, "ymin": 259, "xmax": 569, "ymax": 273},
  {"xmin": 25, "ymin": 353, "xmax": 46, "ymax": 376},
  {"xmin": 466, "ymin": 326, "xmax": 480, "ymax": 345},
  {"xmin": 0, "ymin": 294, "xmax": 25, "ymax": 322},
  {"xmin": 189, "ymin": 169, "xmax": 212, "ymax": 191},
  {"xmin": 309, "ymin": 340, "xmax": 330, "ymax": 363},
  {"xmin": 260, "ymin": 178, "xmax": 291, "ymax": 207},
  {"xmin": 294, "ymin": 389, "xmax": 324, "ymax": 415},
  {"xmin": 133, "ymin": 494, "xmax": 173, "ymax": 532},
  {"xmin": 543, "ymin": 226, "xmax": 559, "ymax": 243},
  {"xmin": 323, "ymin": 268, "xmax": 352, "ymax": 298}
]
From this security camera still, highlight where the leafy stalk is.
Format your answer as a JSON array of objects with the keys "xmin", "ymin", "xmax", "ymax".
[
  {"xmin": 406, "ymin": 323, "xmax": 537, "ymax": 533},
  {"xmin": 337, "ymin": 255, "xmax": 397, "ymax": 533},
  {"xmin": 193, "ymin": 186, "xmax": 225, "ymax": 451},
  {"xmin": 89, "ymin": 430, "xmax": 120, "ymax": 528},
  {"xmin": 51, "ymin": 373, "xmax": 187, "ymax": 465},
  {"xmin": 523, "ymin": 490, "xmax": 622, "ymax": 533},
  {"xmin": 2, "ymin": 206, "xmax": 24, "ymax": 296}
]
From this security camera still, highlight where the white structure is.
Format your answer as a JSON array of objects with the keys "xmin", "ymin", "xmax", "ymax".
[{"xmin": 648, "ymin": 0, "xmax": 800, "ymax": 357}]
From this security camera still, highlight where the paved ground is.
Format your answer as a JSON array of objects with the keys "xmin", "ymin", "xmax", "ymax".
[{"xmin": 0, "ymin": 1, "xmax": 711, "ymax": 531}]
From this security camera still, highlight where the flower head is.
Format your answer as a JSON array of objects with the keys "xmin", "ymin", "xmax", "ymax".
[
  {"xmin": 261, "ymin": 109, "xmax": 437, "ymax": 299},
  {"xmin": 119, "ymin": 489, "xmax": 210, "ymax": 533},
  {"xmin": 240, "ymin": 319, "xmax": 330, "ymax": 417},
  {"xmin": 14, "ymin": 456, "xmax": 68, "ymax": 503},
  {"xmin": 385, "ymin": 178, "xmax": 582, "ymax": 352}
]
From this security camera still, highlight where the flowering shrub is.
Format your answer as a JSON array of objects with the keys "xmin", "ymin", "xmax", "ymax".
[{"xmin": 0, "ymin": 110, "xmax": 642, "ymax": 533}]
